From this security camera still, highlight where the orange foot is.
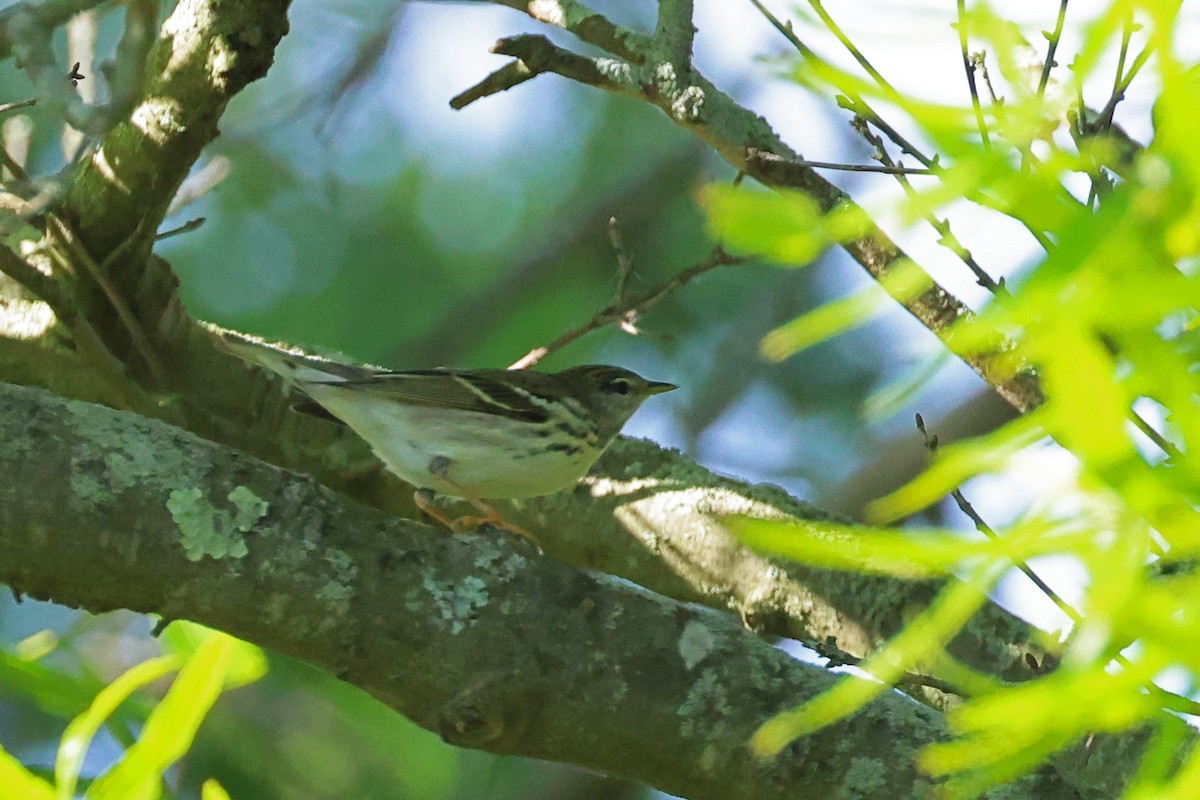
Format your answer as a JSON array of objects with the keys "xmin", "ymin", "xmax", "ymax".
[{"xmin": 412, "ymin": 489, "xmax": 539, "ymax": 546}]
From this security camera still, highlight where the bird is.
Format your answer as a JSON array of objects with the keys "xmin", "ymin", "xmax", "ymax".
[{"xmin": 220, "ymin": 333, "xmax": 676, "ymax": 536}]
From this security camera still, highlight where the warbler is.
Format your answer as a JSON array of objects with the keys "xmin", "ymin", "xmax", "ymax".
[{"xmin": 220, "ymin": 334, "xmax": 676, "ymax": 533}]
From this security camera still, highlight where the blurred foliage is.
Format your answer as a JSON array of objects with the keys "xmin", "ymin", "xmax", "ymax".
[
  {"xmin": 723, "ymin": 1, "xmax": 1200, "ymax": 796},
  {"xmin": 5, "ymin": 2, "xmax": 857, "ymax": 796},
  {"xmin": 7, "ymin": 0, "xmax": 1194, "ymax": 797},
  {"xmin": 0, "ymin": 622, "xmax": 262, "ymax": 800}
]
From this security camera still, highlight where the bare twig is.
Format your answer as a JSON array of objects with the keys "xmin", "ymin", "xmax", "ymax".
[
  {"xmin": 104, "ymin": 0, "xmax": 156, "ymax": 120},
  {"xmin": 489, "ymin": 0, "xmax": 649, "ymax": 63},
  {"xmin": 916, "ymin": 412, "xmax": 1072, "ymax": 617},
  {"xmin": 155, "ymin": 217, "xmax": 206, "ymax": 240},
  {"xmin": 490, "ymin": 35, "xmax": 624, "ymax": 92},
  {"xmin": 1096, "ymin": 44, "xmax": 1151, "ymax": 128},
  {"xmin": 1129, "ymin": 409, "xmax": 1183, "ymax": 463},
  {"xmin": 751, "ymin": 0, "xmax": 1061, "ymax": 257},
  {"xmin": 811, "ymin": 636, "xmax": 964, "ymax": 698},
  {"xmin": 471, "ymin": 0, "xmax": 1045, "ymax": 413},
  {"xmin": 6, "ymin": 7, "xmax": 100, "ymax": 133},
  {"xmin": 750, "ymin": 0, "xmax": 937, "ymax": 169},
  {"xmin": 450, "ymin": 59, "xmax": 535, "ymax": 110},
  {"xmin": 1103, "ymin": 11, "xmax": 1135, "ymax": 130},
  {"xmin": 808, "ymin": 0, "xmax": 898, "ymax": 99},
  {"xmin": 0, "ymin": 0, "xmax": 107, "ymax": 60},
  {"xmin": 746, "ymin": 150, "xmax": 933, "ymax": 177},
  {"xmin": 850, "ymin": 123, "xmax": 1003, "ymax": 293},
  {"xmin": 46, "ymin": 214, "xmax": 167, "ymax": 387},
  {"xmin": 956, "ymin": 0, "xmax": 991, "ymax": 148},
  {"xmin": 1037, "ymin": 0, "xmax": 1070, "ymax": 98},
  {"xmin": 975, "ymin": 54, "xmax": 1001, "ymax": 106},
  {"xmin": 914, "ymin": 413, "xmax": 1200, "ymax": 718},
  {"xmin": 1, "ymin": 143, "xmax": 33, "ymax": 183},
  {"xmin": 0, "ymin": 142, "xmax": 62, "ymax": 234},
  {"xmin": 510, "ymin": 245, "xmax": 746, "ymax": 369},
  {"xmin": 0, "ymin": 98, "xmax": 36, "ymax": 114}
]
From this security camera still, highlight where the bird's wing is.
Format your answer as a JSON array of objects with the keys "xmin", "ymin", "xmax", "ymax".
[{"xmin": 337, "ymin": 369, "xmax": 559, "ymax": 424}]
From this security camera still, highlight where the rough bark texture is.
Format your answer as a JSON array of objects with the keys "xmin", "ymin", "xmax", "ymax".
[
  {"xmin": 0, "ymin": 382, "xmax": 1092, "ymax": 800},
  {"xmin": 0, "ymin": 0, "xmax": 1156, "ymax": 797}
]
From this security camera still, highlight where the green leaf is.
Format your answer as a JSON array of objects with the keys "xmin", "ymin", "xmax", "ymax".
[
  {"xmin": 159, "ymin": 622, "xmax": 267, "ymax": 689},
  {"xmin": 701, "ymin": 185, "xmax": 829, "ymax": 265},
  {"xmin": 761, "ymin": 290, "xmax": 888, "ymax": 361},
  {"xmin": 732, "ymin": 516, "xmax": 1091, "ymax": 579},
  {"xmin": 200, "ymin": 779, "xmax": 231, "ymax": 800},
  {"xmin": 0, "ymin": 645, "xmax": 103, "ymax": 720},
  {"xmin": 868, "ymin": 411, "xmax": 1047, "ymax": 523},
  {"xmin": 57, "ymin": 655, "xmax": 184, "ymax": 800},
  {"xmin": 1033, "ymin": 323, "xmax": 1133, "ymax": 468},
  {"xmin": 752, "ymin": 559, "xmax": 1008, "ymax": 757},
  {"xmin": 921, "ymin": 656, "xmax": 1162, "ymax": 791},
  {"xmin": 0, "ymin": 745, "xmax": 56, "ymax": 800},
  {"xmin": 761, "ymin": 259, "xmax": 931, "ymax": 360},
  {"xmin": 87, "ymin": 631, "xmax": 266, "ymax": 800}
]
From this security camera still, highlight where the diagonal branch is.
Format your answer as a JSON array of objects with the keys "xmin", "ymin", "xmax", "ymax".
[
  {"xmin": 0, "ymin": 381, "xmax": 1111, "ymax": 800},
  {"xmin": 488, "ymin": 0, "xmax": 649, "ymax": 63},
  {"xmin": 458, "ymin": 25, "xmax": 1044, "ymax": 413}
]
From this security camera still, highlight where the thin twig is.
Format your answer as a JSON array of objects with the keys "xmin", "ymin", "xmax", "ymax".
[
  {"xmin": 467, "ymin": 0, "xmax": 1045, "ymax": 412},
  {"xmin": 1104, "ymin": 12, "xmax": 1135, "ymax": 130},
  {"xmin": 1073, "ymin": 41, "xmax": 1150, "ymax": 210},
  {"xmin": 1, "ymin": 143, "xmax": 33, "ymax": 182},
  {"xmin": 915, "ymin": 414, "xmax": 1200, "ymax": 718},
  {"xmin": 811, "ymin": 636, "xmax": 964, "ymax": 697},
  {"xmin": 155, "ymin": 217, "xmax": 206, "ymax": 240},
  {"xmin": 450, "ymin": 60, "xmax": 536, "ymax": 110},
  {"xmin": 494, "ymin": 0, "xmax": 649, "ymax": 64},
  {"xmin": 1037, "ymin": 0, "xmax": 1070, "ymax": 98},
  {"xmin": 608, "ymin": 216, "xmax": 634, "ymax": 307},
  {"xmin": 1096, "ymin": 45, "xmax": 1151, "ymax": 128},
  {"xmin": 0, "ymin": 98, "xmax": 36, "ymax": 114},
  {"xmin": 46, "ymin": 214, "xmax": 167, "ymax": 387},
  {"xmin": 956, "ymin": 0, "xmax": 991, "ymax": 149},
  {"xmin": 510, "ymin": 244, "xmax": 746, "ymax": 369},
  {"xmin": 0, "ymin": 144, "xmax": 60, "ymax": 235},
  {"xmin": 916, "ymin": 413, "xmax": 1073, "ymax": 620},
  {"xmin": 746, "ymin": 150, "xmax": 933, "ymax": 176},
  {"xmin": 808, "ymin": 0, "xmax": 898, "ymax": 98},
  {"xmin": 749, "ymin": 0, "xmax": 938, "ymax": 169},
  {"xmin": 975, "ymin": 55, "xmax": 1001, "ymax": 106},
  {"xmin": 754, "ymin": 0, "xmax": 1060, "ymax": 253},
  {"xmin": 1129, "ymin": 410, "xmax": 1183, "ymax": 463},
  {"xmin": 851, "ymin": 124, "xmax": 1003, "ymax": 293}
]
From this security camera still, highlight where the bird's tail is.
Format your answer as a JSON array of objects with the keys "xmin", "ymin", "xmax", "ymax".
[{"xmin": 215, "ymin": 329, "xmax": 364, "ymax": 386}]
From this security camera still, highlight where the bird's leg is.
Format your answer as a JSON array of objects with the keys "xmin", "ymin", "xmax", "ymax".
[
  {"xmin": 412, "ymin": 488, "xmax": 462, "ymax": 530},
  {"xmin": 418, "ymin": 458, "xmax": 538, "ymax": 545}
]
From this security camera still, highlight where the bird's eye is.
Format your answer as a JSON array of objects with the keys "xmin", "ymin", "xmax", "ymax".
[{"xmin": 609, "ymin": 378, "xmax": 632, "ymax": 395}]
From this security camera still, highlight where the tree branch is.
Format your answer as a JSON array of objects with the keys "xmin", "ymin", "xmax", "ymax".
[
  {"xmin": 655, "ymin": 0, "xmax": 696, "ymax": 68},
  {"xmin": 487, "ymin": 0, "xmax": 649, "ymax": 63},
  {"xmin": 35, "ymin": 0, "xmax": 291, "ymax": 391},
  {"xmin": 458, "ymin": 10, "xmax": 1045, "ymax": 414},
  {"xmin": 0, "ymin": 381, "xmax": 1102, "ymax": 800},
  {"xmin": 0, "ymin": 0, "xmax": 1051, "ymax": 720}
]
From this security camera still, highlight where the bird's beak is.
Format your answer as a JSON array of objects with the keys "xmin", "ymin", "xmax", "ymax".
[{"xmin": 645, "ymin": 381, "xmax": 678, "ymax": 395}]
